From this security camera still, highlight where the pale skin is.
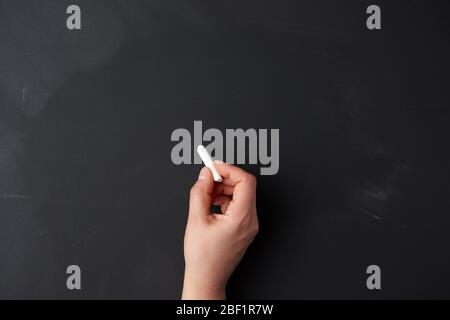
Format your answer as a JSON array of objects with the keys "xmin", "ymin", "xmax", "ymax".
[{"xmin": 182, "ymin": 161, "xmax": 259, "ymax": 300}]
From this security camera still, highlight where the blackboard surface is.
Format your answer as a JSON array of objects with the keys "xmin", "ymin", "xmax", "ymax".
[{"xmin": 1, "ymin": 0, "xmax": 449, "ymax": 299}]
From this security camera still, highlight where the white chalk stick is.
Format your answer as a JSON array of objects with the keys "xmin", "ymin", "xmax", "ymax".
[{"xmin": 197, "ymin": 145, "xmax": 223, "ymax": 182}]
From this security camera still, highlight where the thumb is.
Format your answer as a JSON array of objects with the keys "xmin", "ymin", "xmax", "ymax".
[{"xmin": 188, "ymin": 167, "xmax": 214, "ymax": 219}]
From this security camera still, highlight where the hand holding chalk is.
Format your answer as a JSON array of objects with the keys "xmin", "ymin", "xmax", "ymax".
[
  {"xmin": 196, "ymin": 145, "xmax": 223, "ymax": 182},
  {"xmin": 182, "ymin": 162, "xmax": 258, "ymax": 300}
]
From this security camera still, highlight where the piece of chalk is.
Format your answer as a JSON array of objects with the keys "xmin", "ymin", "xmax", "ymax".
[{"xmin": 197, "ymin": 145, "xmax": 223, "ymax": 182}]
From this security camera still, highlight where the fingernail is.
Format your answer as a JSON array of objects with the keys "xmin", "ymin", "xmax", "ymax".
[
  {"xmin": 214, "ymin": 160, "xmax": 224, "ymax": 164},
  {"xmin": 198, "ymin": 167, "xmax": 208, "ymax": 180}
]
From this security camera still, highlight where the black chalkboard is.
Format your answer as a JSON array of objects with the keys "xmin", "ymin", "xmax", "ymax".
[{"xmin": 1, "ymin": 0, "xmax": 449, "ymax": 299}]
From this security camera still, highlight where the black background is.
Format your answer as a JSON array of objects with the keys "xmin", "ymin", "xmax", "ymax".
[{"xmin": 0, "ymin": 0, "xmax": 449, "ymax": 299}]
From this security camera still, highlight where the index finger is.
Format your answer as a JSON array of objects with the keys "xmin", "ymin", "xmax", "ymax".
[
  {"xmin": 214, "ymin": 161, "xmax": 257, "ymax": 205},
  {"xmin": 214, "ymin": 161, "xmax": 254, "ymax": 187}
]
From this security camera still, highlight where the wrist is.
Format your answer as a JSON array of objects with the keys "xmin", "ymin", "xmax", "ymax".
[{"xmin": 181, "ymin": 271, "xmax": 226, "ymax": 300}]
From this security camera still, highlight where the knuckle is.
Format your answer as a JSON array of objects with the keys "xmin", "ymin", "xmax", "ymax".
[
  {"xmin": 245, "ymin": 174, "xmax": 257, "ymax": 188},
  {"xmin": 251, "ymin": 222, "xmax": 259, "ymax": 237},
  {"xmin": 254, "ymin": 223, "xmax": 259, "ymax": 235},
  {"xmin": 189, "ymin": 185, "xmax": 199, "ymax": 197}
]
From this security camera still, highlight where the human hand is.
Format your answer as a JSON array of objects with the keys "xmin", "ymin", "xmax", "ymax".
[{"xmin": 182, "ymin": 161, "xmax": 258, "ymax": 300}]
